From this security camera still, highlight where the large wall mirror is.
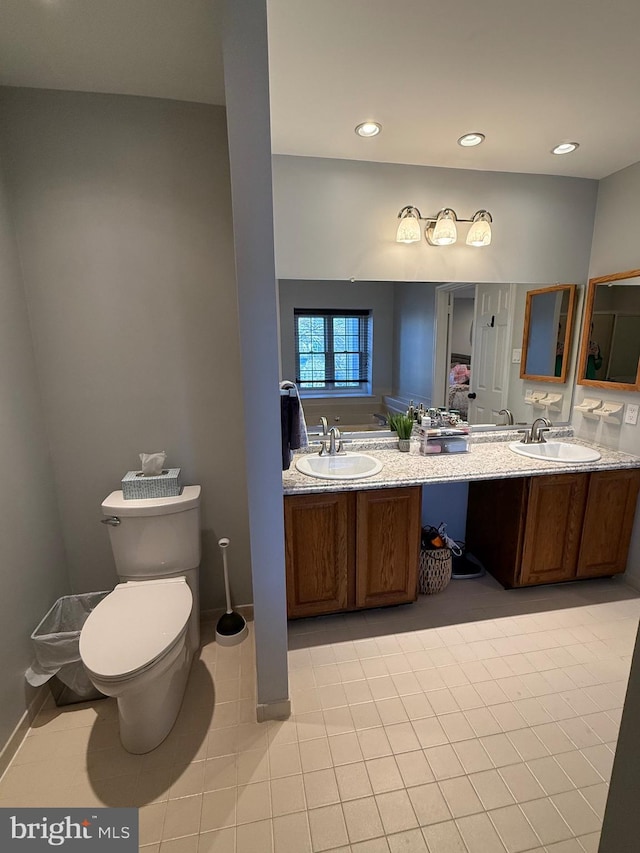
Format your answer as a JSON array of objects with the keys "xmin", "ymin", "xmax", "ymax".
[
  {"xmin": 578, "ymin": 269, "xmax": 640, "ymax": 391},
  {"xmin": 520, "ymin": 284, "xmax": 577, "ymax": 382},
  {"xmin": 279, "ymin": 280, "xmax": 583, "ymax": 431}
]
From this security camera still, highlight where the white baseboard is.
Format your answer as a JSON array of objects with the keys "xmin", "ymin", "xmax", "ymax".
[
  {"xmin": 0, "ymin": 684, "xmax": 50, "ymax": 780},
  {"xmin": 256, "ymin": 698, "xmax": 291, "ymax": 722}
]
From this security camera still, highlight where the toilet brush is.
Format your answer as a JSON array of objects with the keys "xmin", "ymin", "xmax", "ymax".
[{"xmin": 215, "ymin": 537, "xmax": 248, "ymax": 646}]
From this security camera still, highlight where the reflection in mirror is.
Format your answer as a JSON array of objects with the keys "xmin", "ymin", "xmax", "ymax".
[
  {"xmin": 520, "ymin": 285, "xmax": 576, "ymax": 382},
  {"xmin": 278, "ymin": 280, "xmax": 580, "ymax": 433},
  {"xmin": 578, "ymin": 270, "xmax": 640, "ymax": 391}
]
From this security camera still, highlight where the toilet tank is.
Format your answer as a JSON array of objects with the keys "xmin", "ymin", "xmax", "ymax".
[{"xmin": 101, "ymin": 486, "xmax": 201, "ymax": 579}]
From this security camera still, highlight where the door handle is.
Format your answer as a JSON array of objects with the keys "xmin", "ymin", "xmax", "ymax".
[
  {"xmin": 100, "ymin": 516, "xmax": 121, "ymax": 526},
  {"xmin": 467, "ymin": 392, "xmax": 477, "ymax": 399}
]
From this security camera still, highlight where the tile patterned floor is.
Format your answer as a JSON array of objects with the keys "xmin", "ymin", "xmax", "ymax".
[{"xmin": 1, "ymin": 573, "xmax": 638, "ymax": 853}]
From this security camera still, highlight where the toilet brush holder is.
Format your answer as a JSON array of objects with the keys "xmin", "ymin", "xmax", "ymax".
[{"xmin": 215, "ymin": 537, "xmax": 248, "ymax": 646}]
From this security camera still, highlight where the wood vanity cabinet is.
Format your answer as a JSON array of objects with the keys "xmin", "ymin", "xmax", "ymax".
[
  {"xmin": 466, "ymin": 469, "xmax": 640, "ymax": 588},
  {"xmin": 284, "ymin": 486, "xmax": 421, "ymax": 618}
]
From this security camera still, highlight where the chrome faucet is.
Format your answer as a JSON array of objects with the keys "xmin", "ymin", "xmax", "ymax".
[
  {"xmin": 319, "ymin": 426, "xmax": 344, "ymax": 456},
  {"xmin": 498, "ymin": 408, "xmax": 514, "ymax": 426},
  {"xmin": 319, "ymin": 416, "xmax": 329, "ymax": 435},
  {"xmin": 518, "ymin": 416, "xmax": 552, "ymax": 444},
  {"xmin": 531, "ymin": 417, "xmax": 552, "ymax": 443}
]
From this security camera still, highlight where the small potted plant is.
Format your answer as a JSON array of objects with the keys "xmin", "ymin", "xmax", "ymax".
[{"xmin": 388, "ymin": 412, "xmax": 414, "ymax": 451}]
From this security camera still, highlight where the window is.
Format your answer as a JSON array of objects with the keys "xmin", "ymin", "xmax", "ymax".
[{"xmin": 294, "ymin": 309, "xmax": 372, "ymax": 392}]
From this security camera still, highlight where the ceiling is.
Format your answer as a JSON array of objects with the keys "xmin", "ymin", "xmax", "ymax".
[
  {"xmin": 0, "ymin": 0, "xmax": 225, "ymax": 106},
  {"xmin": 267, "ymin": 0, "xmax": 640, "ymax": 179},
  {"xmin": 2, "ymin": 1, "xmax": 640, "ymax": 180}
]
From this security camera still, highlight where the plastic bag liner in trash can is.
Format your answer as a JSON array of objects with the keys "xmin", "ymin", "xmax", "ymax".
[{"xmin": 25, "ymin": 591, "xmax": 110, "ymax": 706}]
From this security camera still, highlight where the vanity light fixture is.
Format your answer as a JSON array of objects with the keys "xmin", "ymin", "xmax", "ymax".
[
  {"xmin": 396, "ymin": 205, "xmax": 493, "ymax": 247},
  {"xmin": 551, "ymin": 142, "xmax": 579, "ymax": 155},
  {"xmin": 355, "ymin": 121, "xmax": 382, "ymax": 138},
  {"xmin": 458, "ymin": 132, "xmax": 485, "ymax": 147}
]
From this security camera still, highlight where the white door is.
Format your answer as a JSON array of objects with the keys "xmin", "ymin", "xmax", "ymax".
[{"xmin": 468, "ymin": 283, "xmax": 514, "ymax": 424}]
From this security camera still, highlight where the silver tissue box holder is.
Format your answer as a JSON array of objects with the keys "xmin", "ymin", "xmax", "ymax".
[{"xmin": 121, "ymin": 468, "xmax": 182, "ymax": 500}]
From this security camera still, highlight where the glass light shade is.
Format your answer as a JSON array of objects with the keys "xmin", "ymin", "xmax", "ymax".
[
  {"xmin": 431, "ymin": 210, "xmax": 457, "ymax": 245},
  {"xmin": 396, "ymin": 213, "xmax": 422, "ymax": 243},
  {"xmin": 466, "ymin": 216, "xmax": 492, "ymax": 247}
]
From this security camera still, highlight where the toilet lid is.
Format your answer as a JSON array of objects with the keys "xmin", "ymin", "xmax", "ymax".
[{"xmin": 80, "ymin": 578, "xmax": 192, "ymax": 679}]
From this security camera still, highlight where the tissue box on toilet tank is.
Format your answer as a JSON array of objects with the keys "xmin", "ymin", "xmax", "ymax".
[{"xmin": 121, "ymin": 468, "xmax": 182, "ymax": 499}]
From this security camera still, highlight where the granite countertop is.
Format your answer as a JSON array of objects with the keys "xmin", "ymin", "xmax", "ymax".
[{"xmin": 282, "ymin": 434, "xmax": 640, "ymax": 495}]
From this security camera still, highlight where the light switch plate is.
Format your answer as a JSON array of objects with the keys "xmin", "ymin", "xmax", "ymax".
[
  {"xmin": 512, "ymin": 349, "xmax": 522, "ymax": 364},
  {"xmin": 625, "ymin": 404, "xmax": 639, "ymax": 425}
]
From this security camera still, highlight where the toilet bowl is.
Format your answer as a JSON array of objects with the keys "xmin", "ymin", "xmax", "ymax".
[
  {"xmin": 82, "ymin": 485, "xmax": 202, "ymax": 753},
  {"xmin": 80, "ymin": 577, "xmax": 193, "ymax": 754}
]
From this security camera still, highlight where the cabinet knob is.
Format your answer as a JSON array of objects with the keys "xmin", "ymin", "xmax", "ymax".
[{"xmin": 467, "ymin": 392, "xmax": 477, "ymax": 399}]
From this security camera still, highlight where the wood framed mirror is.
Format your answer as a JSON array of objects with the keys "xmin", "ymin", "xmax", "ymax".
[
  {"xmin": 520, "ymin": 284, "xmax": 577, "ymax": 383},
  {"xmin": 578, "ymin": 269, "xmax": 640, "ymax": 391}
]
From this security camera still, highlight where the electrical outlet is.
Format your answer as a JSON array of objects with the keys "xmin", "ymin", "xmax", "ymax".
[
  {"xmin": 625, "ymin": 404, "xmax": 639, "ymax": 425},
  {"xmin": 512, "ymin": 349, "xmax": 522, "ymax": 364}
]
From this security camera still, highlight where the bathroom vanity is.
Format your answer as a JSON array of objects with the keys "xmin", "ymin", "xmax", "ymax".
[{"xmin": 283, "ymin": 435, "xmax": 640, "ymax": 616}]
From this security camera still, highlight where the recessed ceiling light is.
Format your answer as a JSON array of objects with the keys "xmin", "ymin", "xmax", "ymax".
[
  {"xmin": 552, "ymin": 142, "xmax": 579, "ymax": 155},
  {"xmin": 355, "ymin": 121, "xmax": 382, "ymax": 138},
  {"xmin": 457, "ymin": 132, "xmax": 485, "ymax": 147}
]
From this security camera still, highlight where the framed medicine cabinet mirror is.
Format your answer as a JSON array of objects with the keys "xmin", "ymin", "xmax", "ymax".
[
  {"xmin": 520, "ymin": 284, "xmax": 577, "ymax": 383},
  {"xmin": 578, "ymin": 269, "xmax": 640, "ymax": 391}
]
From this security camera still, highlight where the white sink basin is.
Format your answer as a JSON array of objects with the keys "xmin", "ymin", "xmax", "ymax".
[
  {"xmin": 508, "ymin": 441, "xmax": 602, "ymax": 464},
  {"xmin": 295, "ymin": 452, "xmax": 383, "ymax": 480}
]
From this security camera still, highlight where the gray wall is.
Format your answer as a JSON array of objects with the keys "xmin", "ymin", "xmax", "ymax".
[
  {"xmin": 0, "ymin": 88, "xmax": 251, "ymax": 611},
  {"xmin": 573, "ymin": 159, "xmax": 640, "ymax": 457},
  {"xmin": 278, "ymin": 279, "xmax": 395, "ymax": 395},
  {"xmin": 392, "ymin": 282, "xmax": 437, "ymax": 403},
  {"xmin": 0, "ymin": 155, "xmax": 70, "ymax": 747},
  {"xmin": 272, "ymin": 155, "xmax": 598, "ymax": 284},
  {"xmin": 222, "ymin": 0, "xmax": 290, "ymax": 712},
  {"xmin": 587, "ymin": 160, "xmax": 640, "ymax": 853}
]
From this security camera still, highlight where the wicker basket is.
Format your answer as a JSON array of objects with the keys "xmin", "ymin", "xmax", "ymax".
[{"xmin": 419, "ymin": 547, "xmax": 453, "ymax": 595}]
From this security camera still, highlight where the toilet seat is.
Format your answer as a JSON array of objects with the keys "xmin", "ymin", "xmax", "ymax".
[{"xmin": 80, "ymin": 577, "xmax": 192, "ymax": 681}]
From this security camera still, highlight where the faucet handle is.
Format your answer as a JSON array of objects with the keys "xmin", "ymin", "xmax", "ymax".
[
  {"xmin": 536, "ymin": 427, "xmax": 551, "ymax": 444},
  {"xmin": 517, "ymin": 429, "xmax": 532, "ymax": 444}
]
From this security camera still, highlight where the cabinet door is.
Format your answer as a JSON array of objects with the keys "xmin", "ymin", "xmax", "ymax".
[
  {"xmin": 355, "ymin": 487, "xmax": 421, "ymax": 609},
  {"xmin": 519, "ymin": 473, "xmax": 588, "ymax": 585},
  {"xmin": 577, "ymin": 469, "xmax": 640, "ymax": 578},
  {"xmin": 466, "ymin": 478, "xmax": 529, "ymax": 588},
  {"xmin": 284, "ymin": 492, "xmax": 354, "ymax": 618}
]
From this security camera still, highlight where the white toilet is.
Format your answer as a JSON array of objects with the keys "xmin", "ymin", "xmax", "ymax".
[{"xmin": 80, "ymin": 485, "xmax": 201, "ymax": 754}]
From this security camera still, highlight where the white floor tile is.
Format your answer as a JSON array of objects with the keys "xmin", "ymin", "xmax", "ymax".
[
  {"xmin": 421, "ymin": 820, "xmax": 467, "ymax": 853},
  {"xmin": 375, "ymin": 790, "xmax": 419, "ymax": 834},
  {"xmin": 488, "ymin": 804, "xmax": 539, "ymax": 853},
  {"xmin": 456, "ymin": 812, "xmax": 508, "ymax": 853},
  {"xmin": 521, "ymin": 797, "xmax": 573, "ymax": 844},
  {"xmin": 469, "ymin": 770, "xmax": 515, "ymax": 811},
  {"xmin": 5, "ymin": 580, "xmax": 639, "ymax": 853}
]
